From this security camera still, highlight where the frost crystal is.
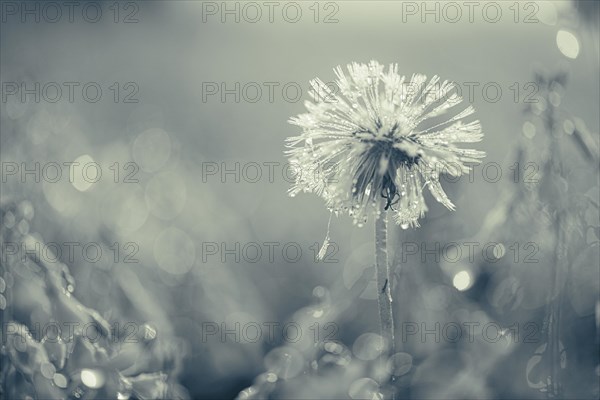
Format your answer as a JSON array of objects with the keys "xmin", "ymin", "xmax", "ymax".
[{"xmin": 286, "ymin": 61, "xmax": 486, "ymax": 227}]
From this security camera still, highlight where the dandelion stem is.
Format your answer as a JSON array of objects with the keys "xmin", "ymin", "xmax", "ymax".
[{"xmin": 375, "ymin": 201, "xmax": 395, "ymax": 355}]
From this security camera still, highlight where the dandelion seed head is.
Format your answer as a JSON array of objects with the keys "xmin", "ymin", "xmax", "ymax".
[{"xmin": 286, "ymin": 61, "xmax": 485, "ymax": 227}]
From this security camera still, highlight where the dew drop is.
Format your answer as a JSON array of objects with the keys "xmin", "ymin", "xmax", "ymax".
[
  {"xmin": 265, "ymin": 372, "xmax": 278, "ymax": 383},
  {"xmin": 313, "ymin": 286, "xmax": 326, "ymax": 298},
  {"xmin": 324, "ymin": 341, "xmax": 344, "ymax": 354},
  {"xmin": 264, "ymin": 347, "xmax": 304, "ymax": 380},
  {"xmin": 238, "ymin": 387, "xmax": 258, "ymax": 400}
]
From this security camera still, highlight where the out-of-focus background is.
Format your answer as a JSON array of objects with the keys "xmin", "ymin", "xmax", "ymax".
[{"xmin": 1, "ymin": 1, "xmax": 599, "ymax": 399}]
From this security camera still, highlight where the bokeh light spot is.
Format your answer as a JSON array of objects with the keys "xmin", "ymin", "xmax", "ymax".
[
  {"xmin": 387, "ymin": 352, "xmax": 413, "ymax": 376},
  {"xmin": 153, "ymin": 227, "xmax": 195, "ymax": 274},
  {"xmin": 145, "ymin": 170, "xmax": 187, "ymax": 220},
  {"xmin": 522, "ymin": 121, "xmax": 536, "ymax": 139},
  {"xmin": 535, "ymin": 1, "xmax": 557, "ymax": 25},
  {"xmin": 81, "ymin": 369, "xmax": 104, "ymax": 389},
  {"xmin": 353, "ymin": 333, "xmax": 387, "ymax": 361},
  {"xmin": 132, "ymin": 128, "xmax": 171, "ymax": 172},
  {"xmin": 453, "ymin": 270, "xmax": 473, "ymax": 291},
  {"xmin": 52, "ymin": 373, "xmax": 68, "ymax": 388},
  {"xmin": 101, "ymin": 185, "xmax": 148, "ymax": 233},
  {"xmin": 493, "ymin": 243, "xmax": 506, "ymax": 259},
  {"xmin": 71, "ymin": 154, "xmax": 97, "ymax": 192},
  {"xmin": 556, "ymin": 30, "xmax": 580, "ymax": 59}
]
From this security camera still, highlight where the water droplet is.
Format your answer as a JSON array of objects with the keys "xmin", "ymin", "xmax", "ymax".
[
  {"xmin": 141, "ymin": 323, "xmax": 157, "ymax": 342},
  {"xmin": 313, "ymin": 286, "xmax": 326, "ymax": 298},
  {"xmin": 324, "ymin": 341, "xmax": 345, "ymax": 355},
  {"xmin": 264, "ymin": 347, "xmax": 304, "ymax": 380},
  {"xmin": 238, "ymin": 387, "xmax": 258, "ymax": 399},
  {"xmin": 400, "ymin": 223, "xmax": 409, "ymax": 230}
]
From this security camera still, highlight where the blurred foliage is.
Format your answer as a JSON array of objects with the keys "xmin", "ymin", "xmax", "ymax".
[{"xmin": 0, "ymin": 201, "xmax": 189, "ymax": 399}]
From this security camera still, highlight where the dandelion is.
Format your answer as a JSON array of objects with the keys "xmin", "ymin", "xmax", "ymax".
[
  {"xmin": 285, "ymin": 61, "xmax": 485, "ymax": 384},
  {"xmin": 286, "ymin": 60, "xmax": 485, "ymax": 228}
]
